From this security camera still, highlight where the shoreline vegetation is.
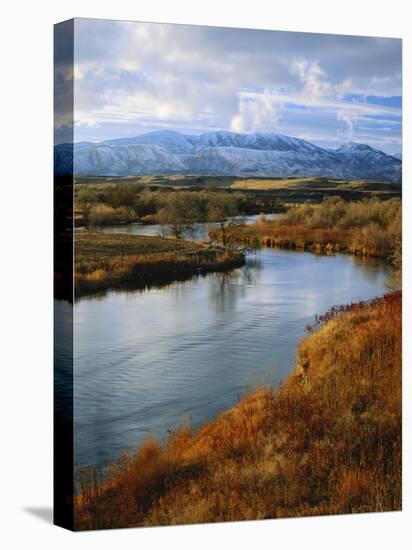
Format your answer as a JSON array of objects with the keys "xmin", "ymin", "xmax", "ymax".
[
  {"xmin": 75, "ymin": 232, "xmax": 245, "ymax": 297},
  {"xmin": 217, "ymin": 197, "xmax": 402, "ymax": 284},
  {"xmin": 73, "ymin": 186, "xmax": 402, "ymax": 529},
  {"xmin": 74, "ymin": 195, "xmax": 401, "ymax": 298},
  {"xmin": 74, "ymin": 176, "xmax": 401, "ymax": 228},
  {"xmin": 75, "ymin": 291, "xmax": 401, "ymax": 529}
]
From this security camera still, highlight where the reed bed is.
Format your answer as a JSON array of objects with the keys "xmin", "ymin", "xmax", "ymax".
[
  {"xmin": 75, "ymin": 231, "xmax": 244, "ymax": 297},
  {"xmin": 224, "ymin": 198, "xmax": 402, "ymax": 288}
]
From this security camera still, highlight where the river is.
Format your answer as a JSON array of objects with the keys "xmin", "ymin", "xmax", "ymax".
[
  {"xmin": 71, "ymin": 226, "xmax": 389, "ymax": 468},
  {"xmin": 93, "ymin": 213, "xmax": 279, "ymax": 240}
]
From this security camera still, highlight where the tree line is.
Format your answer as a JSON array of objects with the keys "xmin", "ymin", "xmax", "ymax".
[{"xmin": 76, "ymin": 185, "xmax": 250, "ymax": 244}]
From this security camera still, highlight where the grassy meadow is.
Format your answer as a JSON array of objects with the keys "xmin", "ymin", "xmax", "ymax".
[
  {"xmin": 75, "ymin": 231, "xmax": 245, "ymax": 297},
  {"xmin": 75, "ymin": 292, "xmax": 401, "ymax": 529},
  {"xmin": 76, "ymin": 174, "xmax": 401, "ymax": 197}
]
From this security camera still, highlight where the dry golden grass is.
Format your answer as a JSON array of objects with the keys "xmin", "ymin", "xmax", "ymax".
[
  {"xmin": 75, "ymin": 292, "xmax": 401, "ymax": 529},
  {"xmin": 229, "ymin": 177, "xmax": 401, "ymax": 194},
  {"xmin": 238, "ymin": 197, "xmax": 401, "ymax": 261},
  {"xmin": 75, "ymin": 231, "xmax": 244, "ymax": 297},
  {"xmin": 230, "ymin": 177, "xmax": 338, "ymax": 190},
  {"xmin": 75, "ymin": 176, "xmax": 400, "ymax": 196}
]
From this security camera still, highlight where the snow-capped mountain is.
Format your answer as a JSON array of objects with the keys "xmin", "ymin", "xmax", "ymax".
[
  {"xmin": 334, "ymin": 142, "xmax": 402, "ymax": 183},
  {"xmin": 73, "ymin": 143, "xmax": 186, "ymax": 176},
  {"xmin": 103, "ymin": 130, "xmax": 327, "ymax": 155},
  {"xmin": 54, "ymin": 130, "xmax": 402, "ymax": 183}
]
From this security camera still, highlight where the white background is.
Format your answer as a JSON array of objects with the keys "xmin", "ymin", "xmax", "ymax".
[{"xmin": 0, "ymin": 0, "xmax": 410, "ymax": 548}]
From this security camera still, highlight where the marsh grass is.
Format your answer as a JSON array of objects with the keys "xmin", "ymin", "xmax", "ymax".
[
  {"xmin": 75, "ymin": 231, "xmax": 245, "ymax": 297},
  {"xmin": 74, "ymin": 292, "xmax": 401, "ymax": 529},
  {"xmin": 236, "ymin": 197, "xmax": 401, "ymax": 266}
]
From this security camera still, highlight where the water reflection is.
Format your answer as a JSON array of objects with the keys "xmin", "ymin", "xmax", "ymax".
[
  {"xmin": 351, "ymin": 255, "xmax": 389, "ymax": 284},
  {"xmin": 93, "ymin": 213, "xmax": 279, "ymax": 240},
  {"xmin": 207, "ymin": 259, "xmax": 262, "ymax": 314},
  {"xmin": 74, "ymin": 247, "xmax": 389, "ymax": 469}
]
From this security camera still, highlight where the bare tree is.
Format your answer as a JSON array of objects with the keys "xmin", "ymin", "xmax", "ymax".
[
  {"xmin": 157, "ymin": 192, "xmax": 201, "ymax": 239},
  {"xmin": 207, "ymin": 193, "xmax": 243, "ymax": 248}
]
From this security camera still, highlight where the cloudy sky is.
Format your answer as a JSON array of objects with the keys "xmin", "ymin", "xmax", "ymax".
[{"xmin": 58, "ymin": 18, "xmax": 402, "ymax": 154}]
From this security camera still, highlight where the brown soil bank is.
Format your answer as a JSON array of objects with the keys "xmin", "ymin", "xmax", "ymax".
[
  {"xmin": 75, "ymin": 231, "xmax": 245, "ymax": 297},
  {"xmin": 75, "ymin": 292, "xmax": 401, "ymax": 529}
]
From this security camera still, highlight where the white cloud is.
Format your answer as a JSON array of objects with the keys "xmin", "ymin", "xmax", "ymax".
[
  {"xmin": 291, "ymin": 58, "xmax": 400, "ymax": 137},
  {"xmin": 337, "ymin": 110, "xmax": 359, "ymax": 137},
  {"xmin": 292, "ymin": 59, "xmax": 351, "ymax": 104},
  {"xmin": 230, "ymin": 89, "xmax": 281, "ymax": 133},
  {"xmin": 67, "ymin": 19, "xmax": 401, "ymax": 152}
]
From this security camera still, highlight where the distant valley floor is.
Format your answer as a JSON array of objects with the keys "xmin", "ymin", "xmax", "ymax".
[{"xmin": 75, "ymin": 175, "xmax": 401, "ymax": 203}]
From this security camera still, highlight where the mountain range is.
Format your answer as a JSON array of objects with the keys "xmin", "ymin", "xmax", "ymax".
[{"xmin": 54, "ymin": 130, "xmax": 402, "ymax": 183}]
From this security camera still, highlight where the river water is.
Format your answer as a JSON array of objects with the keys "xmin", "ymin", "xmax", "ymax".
[
  {"xmin": 94, "ymin": 213, "xmax": 278, "ymax": 240},
  {"xmin": 72, "ymin": 227, "xmax": 389, "ymax": 468}
]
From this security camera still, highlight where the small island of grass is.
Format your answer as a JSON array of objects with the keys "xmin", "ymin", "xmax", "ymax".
[{"xmin": 75, "ymin": 231, "xmax": 245, "ymax": 297}]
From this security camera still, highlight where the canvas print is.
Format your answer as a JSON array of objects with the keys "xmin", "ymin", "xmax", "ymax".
[{"xmin": 54, "ymin": 18, "xmax": 402, "ymax": 531}]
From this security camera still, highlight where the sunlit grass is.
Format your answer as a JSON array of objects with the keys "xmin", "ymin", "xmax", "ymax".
[
  {"xmin": 75, "ymin": 231, "xmax": 244, "ymax": 296},
  {"xmin": 74, "ymin": 292, "xmax": 401, "ymax": 529},
  {"xmin": 234, "ymin": 198, "xmax": 401, "ymax": 273}
]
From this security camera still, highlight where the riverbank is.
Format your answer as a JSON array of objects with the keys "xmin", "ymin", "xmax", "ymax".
[
  {"xmin": 75, "ymin": 231, "xmax": 245, "ymax": 297},
  {"xmin": 239, "ymin": 222, "xmax": 389, "ymax": 257},
  {"xmin": 75, "ymin": 291, "xmax": 401, "ymax": 529},
  {"xmin": 224, "ymin": 197, "xmax": 402, "ymax": 265}
]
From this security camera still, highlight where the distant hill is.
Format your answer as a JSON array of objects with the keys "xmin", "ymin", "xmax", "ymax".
[{"xmin": 55, "ymin": 130, "xmax": 402, "ymax": 183}]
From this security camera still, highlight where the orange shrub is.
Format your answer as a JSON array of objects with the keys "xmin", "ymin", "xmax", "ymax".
[{"xmin": 75, "ymin": 292, "xmax": 401, "ymax": 529}]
